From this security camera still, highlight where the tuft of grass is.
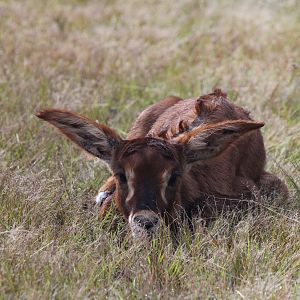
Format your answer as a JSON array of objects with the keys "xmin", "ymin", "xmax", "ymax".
[{"xmin": 1, "ymin": 0, "xmax": 299, "ymax": 299}]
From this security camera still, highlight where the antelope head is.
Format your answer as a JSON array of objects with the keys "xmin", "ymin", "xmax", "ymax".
[{"xmin": 36, "ymin": 110, "xmax": 263, "ymax": 238}]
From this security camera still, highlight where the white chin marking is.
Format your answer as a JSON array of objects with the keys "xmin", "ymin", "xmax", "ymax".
[{"xmin": 95, "ymin": 191, "xmax": 110, "ymax": 204}]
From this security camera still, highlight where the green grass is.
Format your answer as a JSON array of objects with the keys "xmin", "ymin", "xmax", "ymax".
[{"xmin": 0, "ymin": 0, "xmax": 299, "ymax": 298}]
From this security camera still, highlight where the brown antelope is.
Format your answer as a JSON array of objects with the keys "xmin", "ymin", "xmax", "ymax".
[{"xmin": 36, "ymin": 89, "xmax": 288, "ymax": 238}]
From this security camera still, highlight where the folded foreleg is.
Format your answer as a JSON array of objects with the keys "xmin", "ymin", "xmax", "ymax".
[{"xmin": 96, "ymin": 176, "xmax": 116, "ymax": 218}]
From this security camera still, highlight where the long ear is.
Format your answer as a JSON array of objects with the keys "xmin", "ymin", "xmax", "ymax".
[
  {"xmin": 36, "ymin": 109, "xmax": 122, "ymax": 164},
  {"xmin": 174, "ymin": 120, "xmax": 264, "ymax": 164}
]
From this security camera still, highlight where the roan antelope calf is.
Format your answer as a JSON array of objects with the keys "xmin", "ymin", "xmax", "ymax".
[{"xmin": 36, "ymin": 89, "xmax": 288, "ymax": 238}]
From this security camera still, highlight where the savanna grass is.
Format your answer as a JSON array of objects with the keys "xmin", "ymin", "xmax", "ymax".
[{"xmin": 0, "ymin": 0, "xmax": 299, "ymax": 298}]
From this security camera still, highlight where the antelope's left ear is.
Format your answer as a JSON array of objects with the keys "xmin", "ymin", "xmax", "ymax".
[
  {"xmin": 175, "ymin": 120, "xmax": 264, "ymax": 164},
  {"xmin": 35, "ymin": 109, "xmax": 122, "ymax": 164}
]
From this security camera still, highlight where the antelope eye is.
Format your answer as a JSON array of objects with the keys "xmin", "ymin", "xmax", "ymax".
[
  {"xmin": 168, "ymin": 173, "xmax": 178, "ymax": 187},
  {"xmin": 116, "ymin": 173, "xmax": 127, "ymax": 184}
]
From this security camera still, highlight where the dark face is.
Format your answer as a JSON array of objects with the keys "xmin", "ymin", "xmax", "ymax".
[{"xmin": 112, "ymin": 139, "xmax": 184, "ymax": 238}]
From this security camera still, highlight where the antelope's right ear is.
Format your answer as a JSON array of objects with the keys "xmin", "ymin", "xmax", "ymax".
[
  {"xmin": 35, "ymin": 109, "xmax": 122, "ymax": 164},
  {"xmin": 174, "ymin": 120, "xmax": 264, "ymax": 164}
]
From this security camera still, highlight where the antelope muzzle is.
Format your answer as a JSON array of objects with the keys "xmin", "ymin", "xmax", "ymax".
[{"xmin": 129, "ymin": 210, "xmax": 160, "ymax": 238}]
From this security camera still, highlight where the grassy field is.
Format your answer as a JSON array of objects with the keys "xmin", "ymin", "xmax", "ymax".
[{"xmin": 1, "ymin": 0, "xmax": 300, "ymax": 298}]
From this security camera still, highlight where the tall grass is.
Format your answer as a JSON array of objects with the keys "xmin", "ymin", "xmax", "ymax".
[{"xmin": 0, "ymin": 0, "xmax": 299, "ymax": 298}]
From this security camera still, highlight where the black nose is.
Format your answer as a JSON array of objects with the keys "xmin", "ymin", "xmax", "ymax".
[{"xmin": 133, "ymin": 215, "xmax": 158, "ymax": 230}]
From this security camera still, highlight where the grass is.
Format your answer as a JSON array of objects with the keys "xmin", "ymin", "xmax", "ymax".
[{"xmin": 0, "ymin": 0, "xmax": 300, "ymax": 298}]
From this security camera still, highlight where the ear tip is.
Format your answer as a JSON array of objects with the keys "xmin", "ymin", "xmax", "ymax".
[
  {"xmin": 35, "ymin": 109, "xmax": 64, "ymax": 121},
  {"xmin": 35, "ymin": 109, "xmax": 53, "ymax": 120},
  {"xmin": 256, "ymin": 121, "xmax": 265, "ymax": 128},
  {"xmin": 241, "ymin": 121, "xmax": 264, "ymax": 131},
  {"xmin": 35, "ymin": 110, "xmax": 46, "ymax": 119}
]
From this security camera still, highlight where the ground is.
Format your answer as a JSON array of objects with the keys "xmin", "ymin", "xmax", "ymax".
[{"xmin": 0, "ymin": 0, "xmax": 299, "ymax": 299}]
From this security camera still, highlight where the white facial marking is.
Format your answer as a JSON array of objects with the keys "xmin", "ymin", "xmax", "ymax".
[
  {"xmin": 128, "ymin": 212, "xmax": 134, "ymax": 224},
  {"xmin": 160, "ymin": 170, "xmax": 170, "ymax": 205},
  {"xmin": 125, "ymin": 168, "xmax": 135, "ymax": 203}
]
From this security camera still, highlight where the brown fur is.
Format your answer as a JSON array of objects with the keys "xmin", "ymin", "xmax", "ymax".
[
  {"xmin": 36, "ymin": 90, "xmax": 288, "ymax": 235},
  {"xmin": 99, "ymin": 91, "xmax": 271, "ymax": 216}
]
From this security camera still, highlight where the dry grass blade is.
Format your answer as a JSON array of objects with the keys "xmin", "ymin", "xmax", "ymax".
[{"xmin": 0, "ymin": 0, "xmax": 299, "ymax": 299}]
